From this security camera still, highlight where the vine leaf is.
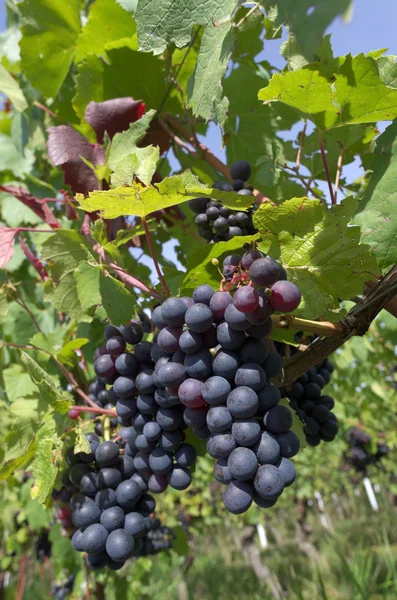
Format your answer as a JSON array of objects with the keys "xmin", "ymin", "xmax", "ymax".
[
  {"xmin": 86, "ymin": 98, "xmax": 146, "ymax": 144},
  {"xmin": 75, "ymin": 261, "xmax": 137, "ymax": 324},
  {"xmin": 0, "ymin": 439, "xmax": 36, "ymax": 481},
  {"xmin": 135, "ymin": 0, "xmax": 239, "ymax": 55},
  {"xmin": 253, "ymin": 197, "xmax": 379, "ymax": 319},
  {"xmin": 20, "ymin": 351, "xmax": 72, "ymax": 414},
  {"xmin": 41, "ymin": 231, "xmax": 93, "ymax": 323},
  {"xmin": 75, "ymin": 0, "xmax": 138, "ymax": 63},
  {"xmin": 77, "ymin": 171, "xmax": 253, "ymax": 219},
  {"xmin": 30, "ymin": 411, "xmax": 65, "ymax": 505},
  {"xmin": 19, "ymin": 0, "xmax": 81, "ymax": 98},
  {"xmin": 0, "ymin": 64, "xmax": 28, "ymax": 112},
  {"xmin": 107, "ymin": 109, "xmax": 158, "ymax": 186},
  {"xmin": 354, "ymin": 120, "xmax": 397, "ymax": 270},
  {"xmin": 258, "ymin": 53, "xmax": 397, "ymax": 131},
  {"xmin": 0, "ymin": 228, "xmax": 16, "ymax": 268}
]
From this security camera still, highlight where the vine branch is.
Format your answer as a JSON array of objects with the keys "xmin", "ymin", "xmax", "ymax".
[
  {"xmin": 142, "ymin": 216, "xmax": 170, "ymax": 296},
  {"xmin": 271, "ymin": 315, "xmax": 345, "ymax": 337},
  {"xmin": 319, "ymin": 132, "xmax": 336, "ymax": 205},
  {"xmin": 274, "ymin": 266, "xmax": 397, "ymax": 387}
]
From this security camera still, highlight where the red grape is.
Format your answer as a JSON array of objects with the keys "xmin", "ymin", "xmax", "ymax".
[
  {"xmin": 233, "ymin": 286, "xmax": 260, "ymax": 313},
  {"xmin": 268, "ymin": 280, "xmax": 301, "ymax": 313}
]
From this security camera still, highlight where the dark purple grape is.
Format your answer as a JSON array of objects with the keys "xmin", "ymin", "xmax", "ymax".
[
  {"xmin": 241, "ymin": 250, "xmax": 263, "ymax": 271},
  {"xmin": 233, "ymin": 286, "xmax": 260, "ymax": 314},
  {"xmin": 249, "ymin": 257, "xmax": 280, "ymax": 288},
  {"xmin": 209, "ymin": 291, "xmax": 233, "ymax": 320},
  {"xmin": 223, "ymin": 480, "xmax": 253, "ymax": 514},
  {"xmin": 230, "ymin": 160, "xmax": 251, "ymax": 182},
  {"xmin": 227, "ymin": 447, "xmax": 258, "ymax": 480},
  {"xmin": 268, "ymin": 280, "xmax": 301, "ymax": 313},
  {"xmin": 157, "ymin": 326, "xmax": 183, "ymax": 353},
  {"xmin": 94, "ymin": 354, "xmax": 116, "ymax": 378}
]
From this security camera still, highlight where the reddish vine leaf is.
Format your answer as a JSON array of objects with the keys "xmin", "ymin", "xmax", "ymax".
[
  {"xmin": 85, "ymin": 97, "xmax": 146, "ymax": 143},
  {"xmin": 0, "ymin": 228, "xmax": 16, "ymax": 268},
  {"xmin": 47, "ymin": 126, "xmax": 106, "ymax": 195}
]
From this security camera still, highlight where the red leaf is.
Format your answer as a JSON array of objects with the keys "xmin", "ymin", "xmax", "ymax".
[
  {"xmin": 85, "ymin": 98, "xmax": 146, "ymax": 143},
  {"xmin": 47, "ymin": 126, "xmax": 106, "ymax": 195},
  {"xmin": 0, "ymin": 228, "xmax": 16, "ymax": 268}
]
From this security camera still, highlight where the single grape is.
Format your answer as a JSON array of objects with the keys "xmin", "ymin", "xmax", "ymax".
[
  {"xmin": 167, "ymin": 467, "xmax": 192, "ymax": 490},
  {"xmin": 95, "ymin": 441, "xmax": 120, "ymax": 467},
  {"xmin": 276, "ymin": 457, "xmax": 296, "ymax": 486},
  {"xmin": 113, "ymin": 376, "xmax": 137, "ymax": 398},
  {"xmin": 246, "ymin": 296, "xmax": 272, "ymax": 325},
  {"xmin": 200, "ymin": 324, "xmax": 218, "ymax": 348},
  {"xmin": 179, "ymin": 329, "xmax": 202, "ymax": 354},
  {"xmin": 156, "ymin": 407, "xmax": 183, "ymax": 431},
  {"xmin": 68, "ymin": 408, "xmax": 80, "ymax": 420},
  {"xmin": 152, "ymin": 305, "xmax": 167, "ymax": 330},
  {"xmin": 206, "ymin": 406, "xmax": 233, "ymax": 433},
  {"xmin": 253, "ymin": 432, "xmax": 280, "ymax": 465},
  {"xmin": 124, "ymin": 512, "xmax": 148, "ymax": 537},
  {"xmin": 206, "ymin": 433, "xmax": 236, "ymax": 458},
  {"xmin": 149, "ymin": 448, "xmax": 173, "ymax": 475},
  {"xmin": 80, "ymin": 472, "xmax": 99, "ymax": 497},
  {"xmin": 214, "ymin": 217, "xmax": 229, "ymax": 232},
  {"xmin": 268, "ymin": 280, "xmax": 301, "ymax": 313},
  {"xmin": 239, "ymin": 338, "xmax": 269, "ymax": 365},
  {"xmin": 174, "ymin": 444, "xmax": 197, "ymax": 468},
  {"xmin": 193, "ymin": 284, "xmax": 215, "ymax": 306},
  {"xmin": 227, "ymin": 386, "xmax": 258, "ymax": 418},
  {"xmin": 224, "ymin": 303, "xmax": 251, "ymax": 331},
  {"xmin": 106, "ymin": 529, "xmax": 135, "ymax": 562},
  {"xmin": 72, "ymin": 529, "xmax": 84, "ymax": 552},
  {"xmin": 94, "ymin": 354, "xmax": 116, "ymax": 379},
  {"xmin": 247, "ymin": 319, "xmax": 273, "ymax": 339},
  {"xmin": 116, "ymin": 398, "xmax": 137, "ymax": 420},
  {"xmin": 123, "ymin": 320, "xmax": 144, "ymax": 344},
  {"xmin": 241, "ymin": 250, "xmax": 263, "ymax": 270},
  {"xmin": 134, "ymin": 341, "xmax": 153, "ymax": 364},
  {"xmin": 262, "ymin": 352, "xmax": 283, "ymax": 379},
  {"xmin": 249, "ymin": 257, "xmax": 280, "ymax": 288},
  {"xmin": 184, "ymin": 349, "xmax": 213, "ymax": 379},
  {"xmin": 157, "ymin": 362, "xmax": 186, "ymax": 387},
  {"xmin": 228, "ymin": 447, "xmax": 258, "ymax": 480},
  {"xmin": 264, "ymin": 405, "xmax": 293, "ymax": 434},
  {"xmin": 135, "ymin": 493, "xmax": 156, "ymax": 514},
  {"xmin": 257, "ymin": 383, "xmax": 281, "ymax": 413},
  {"xmin": 143, "ymin": 421, "xmax": 162, "ymax": 442},
  {"xmin": 232, "ymin": 179, "xmax": 245, "ymax": 191},
  {"xmin": 185, "ymin": 303, "xmax": 213, "ymax": 333},
  {"xmin": 69, "ymin": 464, "xmax": 94, "ymax": 487},
  {"xmin": 157, "ymin": 326, "xmax": 183, "ymax": 353},
  {"xmin": 161, "ymin": 298, "xmax": 187, "ymax": 327},
  {"xmin": 160, "ymin": 429, "xmax": 183, "ymax": 452},
  {"xmin": 253, "ymin": 492, "xmax": 278, "ymax": 509},
  {"xmin": 223, "ymin": 254, "xmax": 241, "ymax": 268},
  {"xmin": 183, "ymin": 406, "xmax": 208, "ymax": 429},
  {"xmin": 202, "ymin": 376, "xmax": 231, "ymax": 405},
  {"xmin": 116, "ymin": 479, "xmax": 142, "ymax": 509},
  {"xmin": 231, "ymin": 419, "xmax": 261, "ymax": 447},
  {"xmin": 188, "ymin": 197, "xmax": 209, "ymax": 214},
  {"xmin": 119, "ymin": 455, "xmax": 136, "ymax": 479},
  {"xmin": 94, "ymin": 345, "xmax": 107, "ymax": 361},
  {"xmin": 235, "ymin": 363, "xmax": 266, "ymax": 391},
  {"xmin": 230, "ymin": 160, "xmax": 252, "ymax": 182},
  {"xmin": 214, "ymin": 457, "xmax": 233, "ymax": 485},
  {"xmin": 209, "ymin": 291, "xmax": 233, "ymax": 320},
  {"xmin": 178, "ymin": 378, "xmax": 205, "ymax": 408},
  {"xmin": 148, "ymin": 473, "xmax": 168, "ymax": 494},
  {"xmin": 105, "ymin": 325, "xmax": 122, "ymax": 340},
  {"xmin": 233, "ymin": 286, "xmax": 260, "ymax": 314},
  {"xmin": 95, "ymin": 488, "xmax": 118, "ymax": 510},
  {"xmin": 97, "ymin": 468, "xmax": 122, "ymax": 490},
  {"xmin": 213, "ymin": 349, "xmax": 240, "ymax": 380},
  {"xmin": 81, "ymin": 524, "xmax": 109, "ymax": 554},
  {"xmin": 254, "ymin": 464, "xmax": 284, "ymax": 499},
  {"xmin": 86, "ymin": 552, "xmax": 109, "ymax": 570},
  {"xmin": 72, "ymin": 500, "xmax": 101, "ymax": 529},
  {"xmin": 275, "ymin": 431, "xmax": 300, "ymax": 458},
  {"xmin": 223, "ymin": 480, "xmax": 253, "ymax": 514},
  {"xmin": 106, "ymin": 336, "xmax": 126, "ymax": 356}
]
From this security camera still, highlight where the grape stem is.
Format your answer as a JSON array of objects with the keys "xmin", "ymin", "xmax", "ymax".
[
  {"xmin": 142, "ymin": 216, "xmax": 170, "ymax": 296},
  {"xmin": 319, "ymin": 131, "xmax": 336, "ymax": 205},
  {"xmin": 103, "ymin": 416, "xmax": 111, "ymax": 441},
  {"xmin": 334, "ymin": 151, "xmax": 343, "ymax": 203},
  {"xmin": 271, "ymin": 315, "xmax": 346, "ymax": 337},
  {"xmin": 160, "ymin": 113, "xmax": 271, "ymax": 205},
  {"xmin": 273, "ymin": 266, "xmax": 397, "ymax": 386},
  {"xmin": 69, "ymin": 405, "xmax": 116, "ymax": 417}
]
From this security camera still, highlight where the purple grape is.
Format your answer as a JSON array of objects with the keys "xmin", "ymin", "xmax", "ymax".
[
  {"xmin": 233, "ymin": 286, "xmax": 260, "ymax": 314},
  {"xmin": 209, "ymin": 291, "xmax": 233, "ymax": 320},
  {"xmin": 268, "ymin": 280, "xmax": 301, "ymax": 313},
  {"xmin": 249, "ymin": 257, "xmax": 281, "ymax": 288}
]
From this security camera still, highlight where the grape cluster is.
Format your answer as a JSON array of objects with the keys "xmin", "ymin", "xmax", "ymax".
[
  {"xmin": 64, "ymin": 433, "xmax": 164, "ymax": 570},
  {"xmin": 50, "ymin": 575, "xmax": 75, "ymax": 600},
  {"xmin": 281, "ymin": 351, "xmax": 339, "ymax": 446},
  {"xmin": 344, "ymin": 427, "xmax": 389, "ymax": 474},
  {"xmin": 93, "ymin": 319, "xmax": 197, "ymax": 495},
  {"xmin": 189, "ymin": 160, "xmax": 256, "ymax": 242},
  {"xmin": 151, "ymin": 251, "xmax": 302, "ymax": 514},
  {"xmin": 35, "ymin": 530, "xmax": 51, "ymax": 562}
]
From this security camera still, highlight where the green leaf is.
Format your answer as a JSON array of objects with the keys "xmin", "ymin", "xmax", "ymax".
[
  {"xmin": 135, "ymin": 0, "xmax": 239, "ymax": 55},
  {"xmin": 107, "ymin": 109, "xmax": 159, "ymax": 186},
  {"xmin": 354, "ymin": 120, "xmax": 397, "ymax": 270},
  {"xmin": 3, "ymin": 363, "xmax": 38, "ymax": 403},
  {"xmin": 30, "ymin": 331, "xmax": 64, "ymax": 355},
  {"xmin": 76, "ymin": 262, "xmax": 137, "ymax": 324},
  {"xmin": 253, "ymin": 197, "xmax": 379, "ymax": 319},
  {"xmin": 41, "ymin": 231, "xmax": 93, "ymax": 322},
  {"xmin": 31, "ymin": 411, "xmax": 64, "ymax": 505},
  {"xmin": 264, "ymin": 0, "xmax": 351, "ymax": 61},
  {"xmin": 0, "ymin": 439, "xmax": 36, "ymax": 481},
  {"xmin": 179, "ymin": 235, "xmax": 258, "ymax": 296},
  {"xmin": 73, "ymin": 48, "xmax": 172, "ymax": 119},
  {"xmin": 57, "ymin": 338, "xmax": 89, "ymax": 368},
  {"xmin": 0, "ymin": 133, "xmax": 34, "ymax": 177},
  {"xmin": 0, "ymin": 65, "xmax": 28, "ymax": 111},
  {"xmin": 187, "ymin": 20, "xmax": 235, "ymax": 125},
  {"xmin": 259, "ymin": 53, "xmax": 397, "ymax": 131},
  {"xmin": 75, "ymin": 0, "xmax": 137, "ymax": 63},
  {"xmin": 77, "ymin": 171, "xmax": 253, "ymax": 219},
  {"xmin": 20, "ymin": 351, "xmax": 72, "ymax": 414},
  {"xmin": 19, "ymin": 0, "xmax": 80, "ymax": 97}
]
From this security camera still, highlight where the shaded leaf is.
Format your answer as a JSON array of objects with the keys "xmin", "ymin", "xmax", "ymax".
[
  {"xmin": 47, "ymin": 126, "xmax": 106, "ymax": 195},
  {"xmin": 0, "ymin": 228, "xmax": 16, "ymax": 268},
  {"xmin": 20, "ymin": 351, "xmax": 72, "ymax": 414},
  {"xmin": 86, "ymin": 97, "xmax": 146, "ymax": 144},
  {"xmin": 254, "ymin": 197, "xmax": 379, "ymax": 319},
  {"xmin": 31, "ymin": 412, "xmax": 64, "ymax": 505},
  {"xmin": 0, "ymin": 65, "xmax": 28, "ymax": 111},
  {"xmin": 0, "ymin": 439, "xmax": 36, "ymax": 481}
]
